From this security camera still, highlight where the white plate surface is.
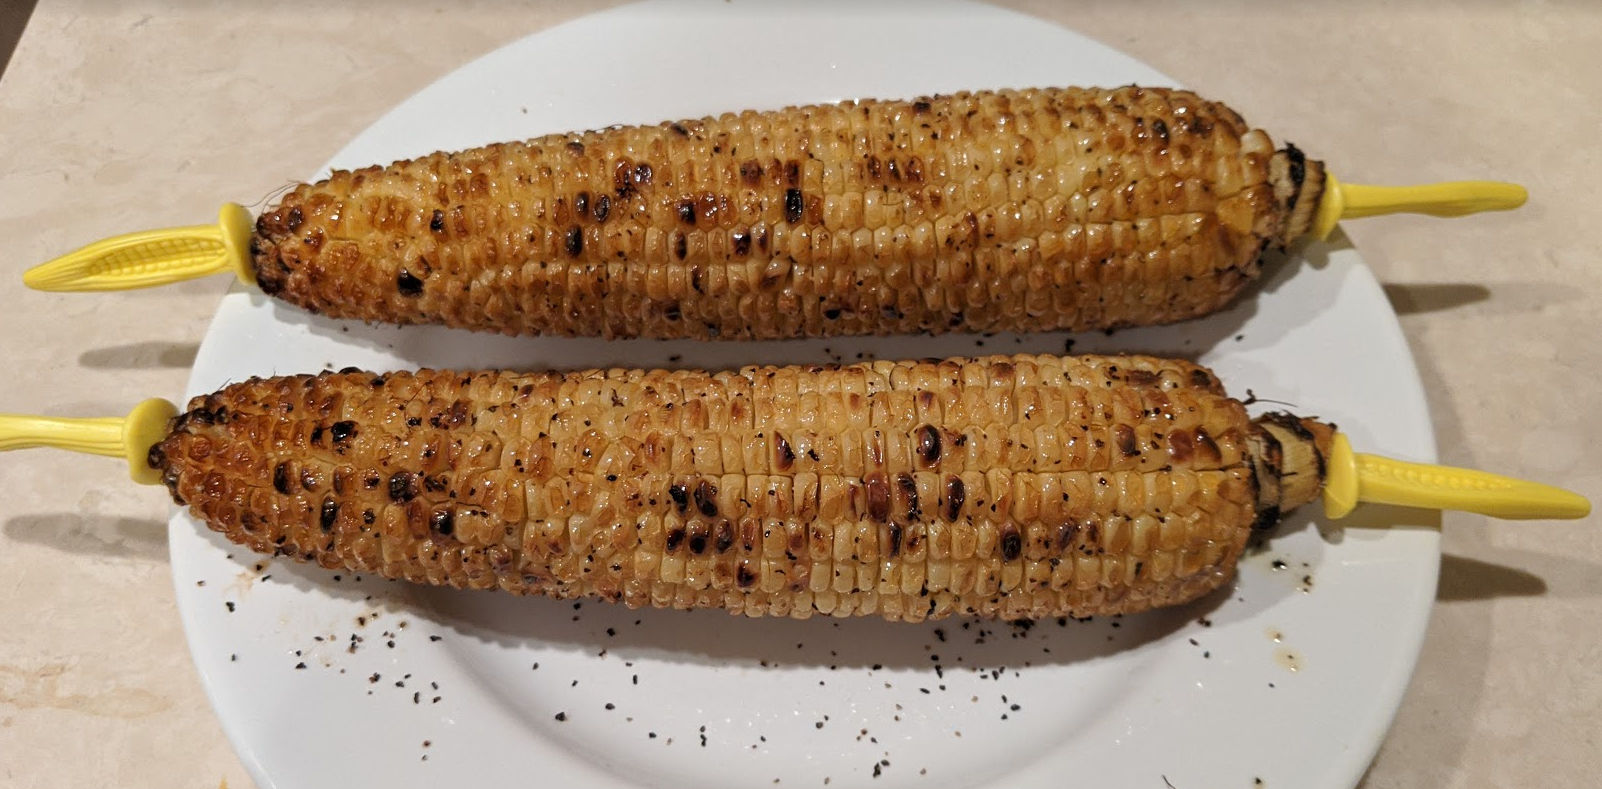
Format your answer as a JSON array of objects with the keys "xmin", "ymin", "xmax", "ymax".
[{"xmin": 171, "ymin": 2, "xmax": 1441, "ymax": 788}]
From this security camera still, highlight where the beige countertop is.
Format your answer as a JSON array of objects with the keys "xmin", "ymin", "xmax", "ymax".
[{"xmin": 2, "ymin": 2, "xmax": 1598, "ymax": 787}]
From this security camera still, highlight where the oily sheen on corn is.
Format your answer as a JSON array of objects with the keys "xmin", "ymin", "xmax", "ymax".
[
  {"xmin": 150, "ymin": 355, "xmax": 1331, "ymax": 622},
  {"xmin": 251, "ymin": 86, "xmax": 1323, "ymax": 339}
]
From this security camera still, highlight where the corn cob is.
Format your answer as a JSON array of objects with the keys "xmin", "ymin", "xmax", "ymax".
[
  {"xmin": 251, "ymin": 86, "xmax": 1323, "ymax": 339},
  {"xmin": 148, "ymin": 354, "xmax": 1333, "ymax": 622}
]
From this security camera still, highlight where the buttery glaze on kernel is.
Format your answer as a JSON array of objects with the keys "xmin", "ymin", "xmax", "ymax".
[
  {"xmin": 151, "ymin": 354, "xmax": 1332, "ymax": 622},
  {"xmin": 251, "ymin": 87, "xmax": 1322, "ymax": 340}
]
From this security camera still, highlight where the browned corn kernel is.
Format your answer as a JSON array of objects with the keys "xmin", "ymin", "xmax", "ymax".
[
  {"xmin": 252, "ymin": 86, "xmax": 1323, "ymax": 340},
  {"xmin": 150, "ymin": 355, "xmax": 1332, "ymax": 622}
]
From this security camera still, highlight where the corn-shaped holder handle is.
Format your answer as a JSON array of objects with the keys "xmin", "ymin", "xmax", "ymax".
[
  {"xmin": 1322, "ymin": 433, "xmax": 1589, "ymax": 520},
  {"xmin": 23, "ymin": 204, "xmax": 255, "ymax": 291}
]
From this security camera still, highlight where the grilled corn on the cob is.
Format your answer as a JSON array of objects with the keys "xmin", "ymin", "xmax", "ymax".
[
  {"xmin": 251, "ymin": 86, "xmax": 1323, "ymax": 339},
  {"xmin": 150, "ymin": 354, "xmax": 1331, "ymax": 621}
]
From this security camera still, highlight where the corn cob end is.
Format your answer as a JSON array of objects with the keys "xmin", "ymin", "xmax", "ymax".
[
  {"xmin": 1248, "ymin": 412, "xmax": 1335, "ymax": 530},
  {"xmin": 1271, "ymin": 145, "xmax": 1328, "ymax": 248}
]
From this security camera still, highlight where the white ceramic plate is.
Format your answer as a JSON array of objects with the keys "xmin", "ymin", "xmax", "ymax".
[{"xmin": 171, "ymin": 2, "xmax": 1441, "ymax": 787}]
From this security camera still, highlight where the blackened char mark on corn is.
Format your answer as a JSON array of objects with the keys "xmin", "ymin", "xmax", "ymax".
[
  {"xmin": 943, "ymin": 475, "xmax": 964, "ymax": 521},
  {"xmin": 397, "ymin": 270, "xmax": 424, "ymax": 296},
  {"xmin": 774, "ymin": 433, "xmax": 796, "ymax": 470},
  {"xmin": 915, "ymin": 425, "xmax": 941, "ymax": 467},
  {"xmin": 1000, "ymin": 525, "xmax": 1022, "ymax": 561},
  {"xmin": 693, "ymin": 480, "xmax": 718, "ymax": 517},
  {"xmin": 864, "ymin": 472, "xmax": 891, "ymax": 521}
]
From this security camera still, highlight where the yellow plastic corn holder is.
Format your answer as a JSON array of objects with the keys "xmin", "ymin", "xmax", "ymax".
[
  {"xmin": 23, "ymin": 175, "xmax": 1525, "ymax": 292},
  {"xmin": 0, "ymin": 399, "xmax": 177, "ymax": 484},
  {"xmin": 1308, "ymin": 173, "xmax": 1527, "ymax": 241},
  {"xmin": 23, "ymin": 204, "xmax": 255, "ymax": 291},
  {"xmin": 0, "ymin": 401, "xmax": 1587, "ymax": 521},
  {"xmin": 1321, "ymin": 433, "xmax": 1588, "ymax": 520}
]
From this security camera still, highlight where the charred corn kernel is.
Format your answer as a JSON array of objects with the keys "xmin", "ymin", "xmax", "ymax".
[
  {"xmin": 251, "ymin": 87, "xmax": 1322, "ymax": 340},
  {"xmin": 149, "ymin": 354, "xmax": 1333, "ymax": 622}
]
